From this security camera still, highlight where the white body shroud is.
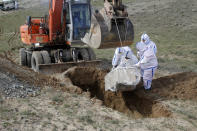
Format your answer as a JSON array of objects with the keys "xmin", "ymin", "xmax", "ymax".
[
  {"xmin": 105, "ymin": 67, "xmax": 141, "ymax": 92},
  {"xmin": 107, "ymin": 46, "xmax": 140, "ymax": 92}
]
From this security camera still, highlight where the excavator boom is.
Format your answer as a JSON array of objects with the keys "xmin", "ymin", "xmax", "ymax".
[{"xmin": 49, "ymin": 0, "xmax": 63, "ymax": 41}]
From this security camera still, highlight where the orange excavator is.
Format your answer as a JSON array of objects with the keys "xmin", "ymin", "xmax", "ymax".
[{"xmin": 20, "ymin": 0, "xmax": 134, "ymax": 74}]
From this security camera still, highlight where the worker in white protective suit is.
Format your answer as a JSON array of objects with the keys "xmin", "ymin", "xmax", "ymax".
[
  {"xmin": 135, "ymin": 33, "xmax": 158, "ymax": 90},
  {"xmin": 118, "ymin": 49, "xmax": 138, "ymax": 67},
  {"xmin": 15, "ymin": 1, "xmax": 18, "ymax": 9},
  {"xmin": 112, "ymin": 46, "xmax": 138, "ymax": 69}
]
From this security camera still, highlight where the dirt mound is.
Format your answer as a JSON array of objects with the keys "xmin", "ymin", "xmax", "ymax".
[
  {"xmin": 0, "ymin": 55, "xmax": 60, "ymax": 89},
  {"xmin": 0, "ymin": 55, "xmax": 86, "ymax": 96},
  {"xmin": 0, "ymin": 70, "xmax": 40, "ymax": 98},
  {"xmin": 64, "ymin": 67, "xmax": 174, "ymax": 118},
  {"xmin": 151, "ymin": 72, "xmax": 197, "ymax": 100}
]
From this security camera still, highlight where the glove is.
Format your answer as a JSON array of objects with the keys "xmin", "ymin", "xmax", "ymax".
[
  {"xmin": 112, "ymin": 65, "xmax": 117, "ymax": 70},
  {"xmin": 137, "ymin": 51, "xmax": 140, "ymax": 58},
  {"xmin": 134, "ymin": 62, "xmax": 140, "ymax": 67}
]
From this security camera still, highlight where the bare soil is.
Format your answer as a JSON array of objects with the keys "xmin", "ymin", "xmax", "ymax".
[
  {"xmin": 64, "ymin": 67, "xmax": 197, "ymax": 119},
  {"xmin": 0, "ymin": 57, "xmax": 197, "ymax": 130},
  {"xmin": 0, "ymin": 55, "xmax": 60, "ymax": 88},
  {"xmin": 1, "ymin": 56, "xmax": 197, "ymax": 130},
  {"xmin": 0, "ymin": 0, "xmax": 197, "ymax": 130}
]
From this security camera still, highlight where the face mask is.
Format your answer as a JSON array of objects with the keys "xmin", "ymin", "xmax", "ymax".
[{"xmin": 125, "ymin": 57, "xmax": 130, "ymax": 61}]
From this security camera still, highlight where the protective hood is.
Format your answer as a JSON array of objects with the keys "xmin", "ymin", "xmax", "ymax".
[
  {"xmin": 117, "ymin": 47, "xmax": 125, "ymax": 54},
  {"xmin": 141, "ymin": 33, "xmax": 150, "ymax": 45}
]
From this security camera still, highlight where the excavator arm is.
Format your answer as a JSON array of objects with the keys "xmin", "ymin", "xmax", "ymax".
[{"xmin": 49, "ymin": 0, "xmax": 64, "ymax": 41}]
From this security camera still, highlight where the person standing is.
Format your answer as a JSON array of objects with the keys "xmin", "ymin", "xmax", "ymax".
[
  {"xmin": 73, "ymin": 12, "xmax": 81, "ymax": 39},
  {"xmin": 135, "ymin": 33, "xmax": 158, "ymax": 90},
  {"xmin": 15, "ymin": 0, "xmax": 18, "ymax": 9}
]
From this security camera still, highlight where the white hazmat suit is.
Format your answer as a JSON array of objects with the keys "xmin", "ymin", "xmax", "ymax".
[
  {"xmin": 135, "ymin": 34, "xmax": 158, "ymax": 90},
  {"xmin": 112, "ymin": 46, "xmax": 138, "ymax": 68},
  {"xmin": 15, "ymin": 1, "xmax": 18, "ymax": 9},
  {"xmin": 106, "ymin": 46, "xmax": 140, "ymax": 92}
]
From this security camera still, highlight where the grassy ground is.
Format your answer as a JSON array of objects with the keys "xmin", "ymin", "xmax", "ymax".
[
  {"xmin": 131, "ymin": 0, "xmax": 197, "ymax": 73},
  {"xmin": 0, "ymin": 1, "xmax": 48, "ymax": 53},
  {"xmin": 0, "ymin": 0, "xmax": 196, "ymax": 73},
  {"xmin": 0, "ymin": 0, "xmax": 197, "ymax": 130},
  {"xmin": 94, "ymin": 0, "xmax": 197, "ymax": 73}
]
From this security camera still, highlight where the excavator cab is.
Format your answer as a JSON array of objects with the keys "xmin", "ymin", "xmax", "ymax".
[{"xmin": 65, "ymin": 0, "xmax": 91, "ymax": 43}]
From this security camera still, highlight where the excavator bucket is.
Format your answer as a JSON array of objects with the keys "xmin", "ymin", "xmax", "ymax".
[
  {"xmin": 82, "ymin": 1, "xmax": 134, "ymax": 49},
  {"xmin": 36, "ymin": 60, "xmax": 101, "ymax": 74}
]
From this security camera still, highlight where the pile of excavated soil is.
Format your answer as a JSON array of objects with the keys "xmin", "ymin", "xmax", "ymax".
[
  {"xmin": 151, "ymin": 72, "xmax": 197, "ymax": 100},
  {"xmin": 0, "ymin": 55, "xmax": 61, "ymax": 98},
  {"xmin": 64, "ymin": 67, "xmax": 197, "ymax": 119},
  {"xmin": 0, "ymin": 71, "xmax": 40, "ymax": 98}
]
